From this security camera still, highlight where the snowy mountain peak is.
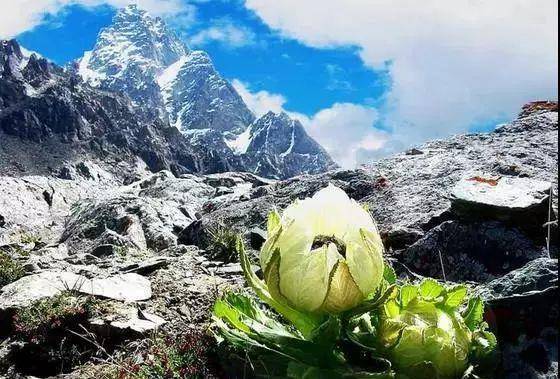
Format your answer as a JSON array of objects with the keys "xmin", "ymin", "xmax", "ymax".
[
  {"xmin": 77, "ymin": 4, "xmax": 188, "ymax": 115},
  {"xmin": 85, "ymin": 5, "xmax": 187, "ymax": 75},
  {"xmin": 74, "ymin": 5, "xmax": 337, "ymax": 179}
]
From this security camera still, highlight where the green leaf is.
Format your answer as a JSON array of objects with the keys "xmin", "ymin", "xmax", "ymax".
[
  {"xmin": 399, "ymin": 285, "xmax": 418, "ymax": 307},
  {"xmin": 384, "ymin": 299, "xmax": 400, "ymax": 318},
  {"xmin": 267, "ymin": 209, "xmax": 281, "ymax": 235},
  {"xmin": 383, "ymin": 264, "xmax": 397, "ymax": 285},
  {"xmin": 444, "ymin": 285, "xmax": 468, "ymax": 308},
  {"xmin": 213, "ymin": 292, "xmax": 342, "ymax": 368},
  {"xmin": 463, "ymin": 297, "xmax": 484, "ymax": 331},
  {"xmin": 418, "ymin": 279, "xmax": 444, "ymax": 300},
  {"xmin": 344, "ymin": 285, "xmax": 397, "ymax": 320},
  {"xmin": 237, "ymin": 237, "xmax": 324, "ymax": 338}
]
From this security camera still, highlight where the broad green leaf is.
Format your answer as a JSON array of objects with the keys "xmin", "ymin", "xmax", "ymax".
[
  {"xmin": 399, "ymin": 284, "xmax": 418, "ymax": 307},
  {"xmin": 383, "ymin": 264, "xmax": 397, "ymax": 285},
  {"xmin": 463, "ymin": 297, "xmax": 484, "ymax": 331},
  {"xmin": 444, "ymin": 285, "xmax": 468, "ymax": 308},
  {"xmin": 384, "ymin": 299, "xmax": 400, "ymax": 318},
  {"xmin": 418, "ymin": 279, "xmax": 444, "ymax": 299}
]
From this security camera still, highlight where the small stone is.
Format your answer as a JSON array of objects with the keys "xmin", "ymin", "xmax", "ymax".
[
  {"xmin": 214, "ymin": 186, "xmax": 234, "ymax": 197},
  {"xmin": 121, "ymin": 257, "xmax": 171, "ymax": 275},
  {"xmin": 405, "ymin": 148, "xmax": 424, "ymax": 155}
]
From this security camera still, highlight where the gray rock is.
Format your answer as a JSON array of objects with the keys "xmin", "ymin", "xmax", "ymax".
[
  {"xmin": 476, "ymin": 257, "xmax": 558, "ymax": 301},
  {"xmin": 402, "ymin": 221, "xmax": 547, "ymax": 282},
  {"xmin": 248, "ymin": 227, "xmax": 267, "ymax": 250},
  {"xmin": 84, "ymin": 273, "xmax": 152, "ymax": 302},
  {"xmin": 120, "ymin": 256, "xmax": 172, "ymax": 275},
  {"xmin": 89, "ymin": 306, "xmax": 166, "ymax": 337},
  {"xmin": 0, "ymin": 271, "xmax": 151, "ymax": 311},
  {"xmin": 451, "ymin": 175, "xmax": 551, "ymax": 221},
  {"xmin": 90, "ymin": 244, "xmax": 117, "ymax": 258},
  {"xmin": 474, "ymin": 258, "xmax": 558, "ymax": 342},
  {"xmin": 192, "ymin": 110, "xmax": 558, "ymax": 254}
]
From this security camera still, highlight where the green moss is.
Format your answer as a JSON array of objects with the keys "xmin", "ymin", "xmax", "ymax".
[
  {"xmin": 0, "ymin": 251, "xmax": 25, "ymax": 287},
  {"xmin": 19, "ymin": 231, "xmax": 42, "ymax": 245}
]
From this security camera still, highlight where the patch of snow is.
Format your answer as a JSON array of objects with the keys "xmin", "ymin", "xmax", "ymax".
[
  {"xmin": 78, "ymin": 51, "xmax": 106, "ymax": 86},
  {"xmin": 225, "ymin": 125, "xmax": 252, "ymax": 154},
  {"xmin": 157, "ymin": 55, "xmax": 188, "ymax": 105},
  {"xmin": 280, "ymin": 123, "xmax": 295, "ymax": 157}
]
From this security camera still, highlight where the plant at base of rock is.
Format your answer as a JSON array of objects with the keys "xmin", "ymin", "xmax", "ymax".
[
  {"xmin": 0, "ymin": 251, "xmax": 25, "ymax": 287},
  {"xmin": 114, "ymin": 331, "xmax": 222, "ymax": 379},
  {"xmin": 207, "ymin": 224, "xmax": 239, "ymax": 263},
  {"xmin": 211, "ymin": 185, "xmax": 497, "ymax": 378},
  {"xmin": 348, "ymin": 279, "xmax": 497, "ymax": 379},
  {"xmin": 10, "ymin": 293, "xmax": 101, "ymax": 376},
  {"xmin": 13, "ymin": 292, "xmax": 96, "ymax": 344},
  {"xmin": 19, "ymin": 231, "xmax": 42, "ymax": 245}
]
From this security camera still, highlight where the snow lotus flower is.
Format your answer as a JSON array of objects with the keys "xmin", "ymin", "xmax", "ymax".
[
  {"xmin": 259, "ymin": 184, "xmax": 385, "ymax": 314},
  {"xmin": 369, "ymin": 280, "xmax": 497, "ymax": 379}
]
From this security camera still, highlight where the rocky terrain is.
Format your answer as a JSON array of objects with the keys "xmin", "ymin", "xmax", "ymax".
[{"xmin": 0, "ymin": 98, "xmax": 557, "ymax": 378}]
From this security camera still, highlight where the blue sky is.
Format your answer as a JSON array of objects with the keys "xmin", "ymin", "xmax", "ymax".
[
  {"xmin": 16, "ymin": 2, "xmax": 388, "ymax": 117},
  {"xmin": 3, "ymin": 0, "xmax": 557, "ymax": 167}
]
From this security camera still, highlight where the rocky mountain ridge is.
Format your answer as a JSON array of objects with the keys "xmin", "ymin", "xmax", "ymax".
[
  {"xmin": 0, "ymin": 39, "xmax": 250, "ymax": 179},
  {"xmin": 77, "ymin": 4, "xmax": 336, "ymax": 179}
]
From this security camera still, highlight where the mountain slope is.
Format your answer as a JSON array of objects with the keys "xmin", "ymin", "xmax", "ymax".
[
  {"xmin": 0, "ymin": 39, "xmax": 244, "ymax": 178},
  {"xmin": 77, "ymin": 5, "xmax": 336, "ymax": 179},
  {"xmin": 242, "ymin": 112, "xmax": 337, "ymax": 178}
]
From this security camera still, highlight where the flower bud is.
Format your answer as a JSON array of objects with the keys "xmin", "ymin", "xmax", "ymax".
[{"xmin": 260, "ymin": 184, "xmax": 384, "ymax": 314}]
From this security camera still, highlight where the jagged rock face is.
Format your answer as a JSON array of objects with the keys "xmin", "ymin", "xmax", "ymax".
[
  {"xmin": 158, "ymin": 51, "xmax": 254, "ymax": 134},
  {"xmin": 0, "ymin": 39, "xmax": 248, "ymax": 177},
  {"xmin": 79, "ymin": 4, "xmax": 187, "ymax": 118},
  {"xmin": 242, "ymin": 112, "xmax": 337, "ymax": 179},
  {"xmin": 79, "ymin": 5, "xmax": 254, "ymax": 135},
  {"xmin": 77, "ymin": 5, "xmax": 335, "ymax": 179},
  {"xmin": 189, "ymin": 108, "xmax": 558, "ymax": 253}
]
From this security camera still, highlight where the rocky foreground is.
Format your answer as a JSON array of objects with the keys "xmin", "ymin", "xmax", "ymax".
[{"xmin": 0, "ymin": 102, "xmax": 558, "ymax": 378}]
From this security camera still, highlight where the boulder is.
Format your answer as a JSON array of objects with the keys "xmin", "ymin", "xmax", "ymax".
[
  {"xmin": 475, "ymin": 258, "xmax": 558, "ymax": 342},
  {"xmin": 402, "ymin": 221, "xmax": 547, "ymax": 282},
  {"xmin": 479, "ymin": 257, "xmax": 559, "ymax": 379},
  {"xmin": 89, "ymin": 306, "xmax": 166, "ymax": 337},
  {"xmin": 451, "ymin": 175, "xmax": 551, "ymax": 233},
  {"xmin": 0, "ymin": 271, "xmax": 152, "ymax": 312}
]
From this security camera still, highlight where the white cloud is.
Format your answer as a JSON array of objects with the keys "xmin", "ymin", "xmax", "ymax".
[
  {"xmin": 232, "ymin": 79, "xmax": 288, "ymax": 117},
  {"xmin": 234, "ymin": 79, "xmax": 387, "ymax": 168},
  {"xmin": 303, "ymin": 103, "xmax": 390, "ymax": 168},
  {"xmin": 190, "ymin": 19, "xmax": 256, "ymax": 48},
  {"xmin": 0, "ymin": 0, "xmax": 189, "ymax": 39},
  {"xmin": 244, "ymin": 0, "xmax": 558, "ymax": 147}
]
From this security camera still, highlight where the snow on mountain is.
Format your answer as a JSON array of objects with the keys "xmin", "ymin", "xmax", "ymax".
[
  {"xmin": 244, "ymin": 112, "xmax": 337, "ymax": 179},
  {"xmin": 76, "ymin": 4, "xmax": 337, "ymax": 179},
  {"xmin": 159, "ymin": 50, "xmax": 254, "ymax": 134}
]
